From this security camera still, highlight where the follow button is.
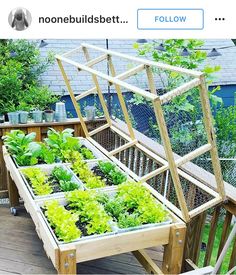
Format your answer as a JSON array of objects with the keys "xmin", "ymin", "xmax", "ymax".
[{"xmin": 137, "ymin": 9, "xmax": 204, "ymax": 30}]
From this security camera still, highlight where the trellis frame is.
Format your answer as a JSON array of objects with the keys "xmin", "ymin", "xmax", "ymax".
[{"xmin": 56, "ymin": 43, "xmax": 225, "ymax": 222}]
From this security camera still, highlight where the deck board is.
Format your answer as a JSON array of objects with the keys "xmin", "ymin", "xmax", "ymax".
[{"xmin": 0, "ymin": 204, "xmax": 163, "ymax": 274}]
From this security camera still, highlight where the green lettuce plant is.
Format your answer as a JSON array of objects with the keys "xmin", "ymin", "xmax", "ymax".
[
  {"xmin": 44, "ymin": 200, "xmax": 81, "ymax": 242},
  {"xmin": 21, "ymin": 167, "xmax": 53, "ymax": 196},
  {"xmin": 66, "ymin": 190, "xmax": 112, "ymax": 235}
]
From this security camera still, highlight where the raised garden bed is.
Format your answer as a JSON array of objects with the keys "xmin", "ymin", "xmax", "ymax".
[
  {"xmin": 38, "ymin": 181, "xmax": 171, "ymax": 243},
  {"xmin": 71, "ymin": 159, "xmax": 129, "ymax": 189},
  {"xmin": 19, "ymin": 164, "xmax": 83, "ymax": 199},
  {"xmin": 2, "ymin": 129, "xmax": 107, "ymax": 168}
]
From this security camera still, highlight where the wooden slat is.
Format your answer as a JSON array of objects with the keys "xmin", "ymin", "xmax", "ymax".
[
  {"xmin": 82, "ymin": 47, "xmax": 112, "ymax": 126},
  {"xmin": 56, "ymin": 54, "xmax": 157, "ymax": 101},
  {"xmin": 160, "ymin": 78, "xmax": 201, "ymax": 104},
  {"xmin": 109, "ymin": 140, "xmax": 137, "ymax": 156},
  {"xmin": 133, "ymin": 249, "xmax": 164, "ymax": 274},
  {"xmin": 199, "ymin": 76, "xmax": 225, "ymax": 199},
  {"xmin": 75, "ymin": 87, "xmax": 96, "ymax": 101},
  {"xmin": 57, "ymin": 59, "xmax": 89, "ymax": 137},
  {"xmin": 153, "ymin": 97, "xmax": 190, "ymax": 222},
  {"xmin": 81, "ymin": 43, "xmax": 203, "ymax": 77},
  {"xmin": 229, "ymin": 236, "xmax": 236, "ymax": 270},
  {"xmin": 204, "ymin": 206, "xmax": 221, "ymax": 266},
  {"xmin": 108, "ymin": 55, "xmax": 135, "ymax": 140},
  {"xmin": 89, "ymin": 123, "xmax": 110, "ymax": 136},
  {"xmin": 216, "ymin": 211, "xmax": 232, "ymax": 273}
]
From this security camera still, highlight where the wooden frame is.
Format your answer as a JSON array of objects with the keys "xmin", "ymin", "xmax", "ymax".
[
  {"xmin": 3, "ymin": 145, "xmax": 186, "ymax": 275},
  {"xmin": 56, "ymin": 43, "xmax": 225, "ymax": 222}
]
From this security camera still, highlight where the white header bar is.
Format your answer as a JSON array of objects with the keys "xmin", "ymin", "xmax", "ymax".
[{"xmin": 0, "ymin": 0, "xmax": 234, "ymax": 38}]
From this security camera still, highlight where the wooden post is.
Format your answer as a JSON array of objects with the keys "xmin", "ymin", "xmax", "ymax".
[
  {"xmin": 133, "ymin": 249, "xmax": 164, "ymax": 274},
  {"xmin": 56, "ymin": 59, "xmax": 89, "ymax": 137},
  {"xmin": 58, "ymin": 248, "xmax": 76, "ymax": 275},
  {"xmin": 162, "ymin": 224, "xmax": 186, "ymax": 274},
  {"xmin": 108, "ymin": 55, "xmax": 135, "ymax": 140},
  {"xmin": 82, "ymin": 47, "xmax": 112, "ymax": 127},
  {"xmin": 153, "ymin": 98, "xmax": 190, "ymax": 222},
  {"xmin": 198, "ymin": 75, "xmax": 225, "ymax": 199},
  {"xmin": 7, "ymin": 171, "xmax": 19, "ymax": 207}
]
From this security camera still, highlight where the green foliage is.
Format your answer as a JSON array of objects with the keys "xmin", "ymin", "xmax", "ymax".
[
  {"xmin": 118, "ymin": 213, "xmax": 142, "ymax": 228},
  {"xmin": 100, "ymin": 181, "xmax": 169, "ymax": 229},
  {"xmin": 66, "ymin": 190, "xmax": 112, "ymax": 235},
  {"xmin": 132, "ymin": 39, "xmax": 227, "ymax": 157},
  {"xmin": 70, "ymin": 153, "xmax": 105, "ymax": 189},
  {"xmin": 44, "ymin": 200, "xmax": 81, "ymax": 242},
  {"xmin": 2, "ymin": 130, "xmax": 41, "ymax": 166},
  {"xmin": 45, "ymin": 128, "xmax": 80, "ymax": 160},
  {"xmin": 79, "ymin": 147, "xmax": 94, "ymax": 159},
  {"xmin": 21, "ymin": 167, "xmax": 53, "ymax": 196},
  {"xmin": 98, "ymin": 161, "xmax": 127, "ymax": 185},
  {"xmin": 2, "ymin": 130, "xmax": 55, "ymax": 166},
  {"xmin": 0, "ymin": 40, "xmax": 58, "ymax": 113},
  {"xmin": 215, "ymin": 106, "xmax": 236, "ymax": 157},
  {"xmin": 51, "ymin": 166, "xmax": 78, "ymax": 192},
  {"xmin": 52, "ymin": 166, "xmax": 73, "ymax": 182}
]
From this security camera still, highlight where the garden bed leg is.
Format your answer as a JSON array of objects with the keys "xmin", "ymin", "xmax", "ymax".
[
  {"xmin": 162, "ymin": 224, "xmax": 186, "ymax": 274},
  {"xmin": 58, "ymin": 248, "xmax": 77, "ymax": 275},
  {"xmin": 7, "ymin": 171, "xmax": 19, "ymax": 208}
]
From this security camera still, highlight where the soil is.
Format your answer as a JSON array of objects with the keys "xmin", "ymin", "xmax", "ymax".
[
  {"xmin": 91, "ymin": 165, "xmax": 114, "ymax": 186},
  {"xmin": 64, "ymin": 204, "xmax": 88, "ymax": 236},
  {"xmin": 49, "ymin": 178, "xmax": 62, "ymax": 193}
]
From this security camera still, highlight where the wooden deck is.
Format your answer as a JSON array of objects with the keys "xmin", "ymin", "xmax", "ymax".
[{"xmin": 0, "ymin": 203, "xmax": 163, "ymax": 274}]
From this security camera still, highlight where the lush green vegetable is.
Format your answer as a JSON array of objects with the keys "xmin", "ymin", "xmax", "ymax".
[
  {"xmin": 99, "ymin": 181, "xmax": 169, "ymax": 228},
  {"xmin": 44, "ymin": 200, "xmax": 81, "ymax": 242},
  {"xmin": 51, "ymin": 166, "xmax": 78, "ymax": 192},
  {"xmin": 79, "ymin": 147, "xmax": 94, "ymax": 160},
  {"xmin": 52, "ymin": 166, "xmax": 73, "ymax": 182},
  {"xmin": 2, "ymin": 130, "xmax": 41, "ymax": 166},
  {"xmin": 98, "ymin": 161, "xmax": 127, "ymax": 185},
  {"xmin": 2, "ymin": 130, "xmax": 56, "ymax": 166},
  {"xmin": 70, "ymin": 153, "xmax": 105, "ymax": 189},
  {"xmin": 66, "ymin": 190, "xmax": 112, "ymax": 235},
  {"xmin": 45, "ymin": 128, "xmax": 81, "ymax": 160},
  {"xmin": 21, "ymin": 167, "xmax": 53, "ymax": 196}
]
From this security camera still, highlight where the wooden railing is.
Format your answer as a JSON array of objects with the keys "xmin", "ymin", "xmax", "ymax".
[
  {"xmin": 0, "ymin": 118, "xmax": 106, "ymax": 198},
  {"xmin": 1, "ymin": 118, "xmax": 235, "ymax": 273}
]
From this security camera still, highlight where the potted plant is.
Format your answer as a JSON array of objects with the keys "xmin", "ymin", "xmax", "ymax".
[{"xmin": 44, "ymin": 109, "xmax": 54, "ymax": 122}]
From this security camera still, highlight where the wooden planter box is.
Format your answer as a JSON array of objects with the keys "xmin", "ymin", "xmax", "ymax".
[
  {"xmin": 3, "ymin": 144, "xmax": 186, "ymax": 274},
  {"xmin": 19, "ymin": 164, "xmax": 84, "ymax": 200}
]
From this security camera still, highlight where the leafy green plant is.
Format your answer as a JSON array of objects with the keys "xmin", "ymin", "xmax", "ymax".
[
  {"xmin": 98, "ymin": 161, "xmax": 127, "ymax": 185},
  {"xmin": 2, "ymin": 130, "xmax": 41, "ymax": 166},
  {"xmin": 45, "ymin": 128, "xmax": 80, "ymax": 160},
  {"xmin": 100, "ymin": 181, "xmax": 169, "ymax": 228},
  {"xmin": 21, "ymin": 167, "xmax": 53, "ymax": 196},
  {"xmin": 215, "ymin": 105, "xmax": 236, "ymax": 157},
  {"xmin": 118, "ymin": 212, "xmax": 142, "ymax": 228},
  {"xmin": 79, "ymin": 147, "xmax": 94, "ymax": 159},
  {"xmin": 66, "ymin": 190, "xmax": 112, "ymax": 235},
  {"xmin": 70, "ymin": 154, "xmax": 105, "ymax": 189},
  {"xmin": 52, "ymin": 166, "xmax": 73, "ymax": 182},
  {"xmin": 2, "ymin": 130, "xmax": 55, "ymax": 166},
  {"xmin": 98, "ymin": 161, "xmax": 115, "ymax": 174},
  {"xmin": 51, "ymin": 166, "xmax": 78, "ymax": 192},
  {"xmin": 44, "ymin": 200, "xmax": 81, "ymax": 242},
  {"xmin": 0, "ymin": 40, "xmax": 58, "ymax": 113}
]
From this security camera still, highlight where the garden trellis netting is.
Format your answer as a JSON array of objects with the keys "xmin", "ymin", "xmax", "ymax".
[{"xmin": 56, "ymin": 43, "xmax": 226, "ymax": 222}]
